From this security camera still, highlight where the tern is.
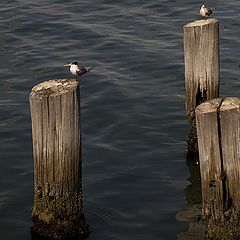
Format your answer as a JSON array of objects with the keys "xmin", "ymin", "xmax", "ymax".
[
  {"xmin": 200, "ymin": 4, "xmax": 215, "ymax": 19},
  {"xmin": 64, "ymin": 62, "xmax": 95, "ymax": 77}
]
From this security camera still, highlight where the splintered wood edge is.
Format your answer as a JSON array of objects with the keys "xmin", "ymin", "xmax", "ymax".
[
  {"xmin": 184, "ymin": 18, "xmax": 218, "ymax": 28},
  {"xmin": 30, "ymin": 79, "xmax": 78, "ymax": 98}
]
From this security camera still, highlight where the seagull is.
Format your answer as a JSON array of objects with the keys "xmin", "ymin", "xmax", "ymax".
[
  {"xmin": 64, "ymin": 62, "xmax": 95, "ymax": 77},
  {"xmin": 200, "ymin": 4, "xmax": 215, "ymax": 20}
]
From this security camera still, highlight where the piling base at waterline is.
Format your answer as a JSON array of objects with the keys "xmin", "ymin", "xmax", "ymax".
[{"xmin": 31, "ymin": 192, "xmax": 89, "ymax": 239}]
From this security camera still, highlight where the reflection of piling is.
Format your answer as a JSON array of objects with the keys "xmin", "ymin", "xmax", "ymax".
[
  {"xmin": 183, "ymin": 19, "xmax": 219, "ymax": 121},
  {"xmin": 196, "ymin": 97, "xmax": 240, "ymax": 239},
  {"xmin": 29, "ymin": 79, "xmax": 88, "ymax": 239},
  {"xmin": 176, "ymin": 133, "xmax": 206, "ymax": 240}
]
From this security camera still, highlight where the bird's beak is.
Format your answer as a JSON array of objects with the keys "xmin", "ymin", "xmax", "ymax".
[{"xmin": 64, "ymin": 63, "xmax": 71, "ymax": 67}]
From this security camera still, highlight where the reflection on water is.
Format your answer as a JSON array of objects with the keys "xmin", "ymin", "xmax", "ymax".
[
  {"xmin": 176, "ymin": 132, "xmax": 206, "ymax": 239},
  {"xmin": 0, "ymin": 0, "xmax": 239, "ymax": 239}
]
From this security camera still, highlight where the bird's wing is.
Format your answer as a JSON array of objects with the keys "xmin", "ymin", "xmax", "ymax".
[
  {"xmin": 206, "ymin": 8, "xmax": 213, "ymax": 15},
  {"xmin": 85, "ymin": 66, "xmax": 95, "ymax": 72},
  {"xmin": 76, "ymin": 67, "xmax": 88, "ymax": 76}
]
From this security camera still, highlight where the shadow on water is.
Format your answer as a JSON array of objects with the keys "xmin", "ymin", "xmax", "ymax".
[{"xmin": 176, "ymin": 126, "xmax": 208, "ymax": 239}]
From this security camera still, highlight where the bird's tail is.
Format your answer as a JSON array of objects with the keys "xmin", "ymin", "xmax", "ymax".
[{"xmin": 86, "ymin": 66, "xmax": 96, "ymax": 72}]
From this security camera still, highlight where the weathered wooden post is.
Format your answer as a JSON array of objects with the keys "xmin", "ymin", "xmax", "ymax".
[
  {"xmin": 183, "ymin": 19, "xmax": 220, "ymax": 121},
  {"xmin": 29, "ymin": 79, "xmax": 89, "ymax": 239},
  {"xmin": 196, "ymin": 97, "xmax": 240, "ymax": 239}
]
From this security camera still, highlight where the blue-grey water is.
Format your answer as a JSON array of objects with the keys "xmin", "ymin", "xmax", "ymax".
[{"xmin": 0, "ymin": 0, "xmax": 239, "ymax": 239}]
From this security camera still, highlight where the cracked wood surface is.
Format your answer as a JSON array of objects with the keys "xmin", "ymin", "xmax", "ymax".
[
  {"xmin": 196, "ymin": 98, "xmax": 240, "ymax": 220},
  {"xmin": 183, "ymin": 18, "xmax": 219, "ymax": 120}
]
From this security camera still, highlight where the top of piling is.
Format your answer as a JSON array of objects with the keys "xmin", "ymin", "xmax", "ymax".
[
  {"xmin": 30, "ymin": 79, "xmax": 78, "ymax": 98},
  {"xmin": 195, "ymin": 98, "xmax": 222, "ymax": 114},
  {"xmin": 220, "ymin": 97, "xmax": 240, "ymax": 111},
  {"xmin": 196, "ymin": 97, "xmax": 240, "ymax": 114},
  {"xmin": 184, "ymin": 18, "xmax": 218, "ymax": 28}
]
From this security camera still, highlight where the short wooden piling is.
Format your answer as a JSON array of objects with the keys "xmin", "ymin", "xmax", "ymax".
[
  {"xmin": 183, "ymin": 19, "xmax": 220, "ymax": 121},
  {"xmin": 29, "ymin": 79, "xmax": 88, "ymax": 239},
  {"xmin": 196, "ymin": 97, "xmax": 240, "ymax": 238}
]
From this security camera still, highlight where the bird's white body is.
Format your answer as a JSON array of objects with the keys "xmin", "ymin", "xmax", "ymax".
[
  {"xmin": 69, "ymin": 64, "xmax": 79, "ymax": 75},
  {"xmin": 200, "ymin": 4, "xmax": 214, "ymax": 18}
]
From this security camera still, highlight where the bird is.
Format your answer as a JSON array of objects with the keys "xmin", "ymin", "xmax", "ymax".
[
  {"xmin": 200, "ymin": 4, "xmax": 215, "ymax": 20},
  {"xmin": 64, "ymin": 62, "xmax": 95, "ymax": 77}
]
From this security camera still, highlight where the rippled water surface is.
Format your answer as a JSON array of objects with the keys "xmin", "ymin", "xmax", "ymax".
[{"xmin": 0, "ymin": 0, "xmax": 239, "ymax": 239}]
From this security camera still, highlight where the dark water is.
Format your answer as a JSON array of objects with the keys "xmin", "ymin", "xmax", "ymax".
[{"xmin": 0, "ymin": 0, "xmax": 239, "ymax": 239}]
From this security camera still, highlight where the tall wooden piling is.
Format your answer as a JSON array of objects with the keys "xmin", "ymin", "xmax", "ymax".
[
  {"xmin": 29, "ymin": 79, "xmax": 88, "ymax": 239},
  {"xmin": 183, "ymin": 19, "xmax": 220, "ymax": 121},
  {"xmin": 195, "ymin": 97, "xmax": 240, "ymax": 239}
]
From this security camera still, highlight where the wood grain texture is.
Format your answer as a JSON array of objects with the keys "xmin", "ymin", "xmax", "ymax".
[
  {"xmin": 29, "ymin": 79, "xmax": 88, "ymax": 239},
  {"xmin": 196, "ymin": 98, "xmax": 240, "ymax": 239},
  {"xmin": 184, "ymin": 19, "xmax": 219, "ymax": 120},
  {"xmin": 220, "ymin": 98, "xmax": 240, "ymax": 212},
  {"xmin": 195, "ymin": 98, "xmax": 223, "ymax": 219}
]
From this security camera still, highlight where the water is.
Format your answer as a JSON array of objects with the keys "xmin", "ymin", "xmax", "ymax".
[{"xmin": 0, "ymin": 0, "xmax": 239, "ymax": 239}]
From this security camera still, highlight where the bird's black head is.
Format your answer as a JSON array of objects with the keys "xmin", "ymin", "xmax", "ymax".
[{"xmin": 71, "ymin": 62, "xmax": 78, "ymax": 65}]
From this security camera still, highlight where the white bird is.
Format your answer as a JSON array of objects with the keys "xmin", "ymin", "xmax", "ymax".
[
  {"xmin": 64, "ymin": 62, "xmax": 95, "ymax": 76},
  {"xmin": 200, "ymin": 4, "xmax": 215, "ymax": 19}
]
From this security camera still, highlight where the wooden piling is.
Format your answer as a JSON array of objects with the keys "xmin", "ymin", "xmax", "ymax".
[
  {"xmin": 195, "ymin": 97, "xmax": 240, "ymax": 239},
  {"xmin": 29, "ymin": 79, "xmax": 88, "ymax": 239},
  {"xmin": 183, "ymin": 19, "xmax": 220, "ymax": 121},
  {"xmin": 195, "ymin": 98, "xmax": 223, "ymax": 218}
]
